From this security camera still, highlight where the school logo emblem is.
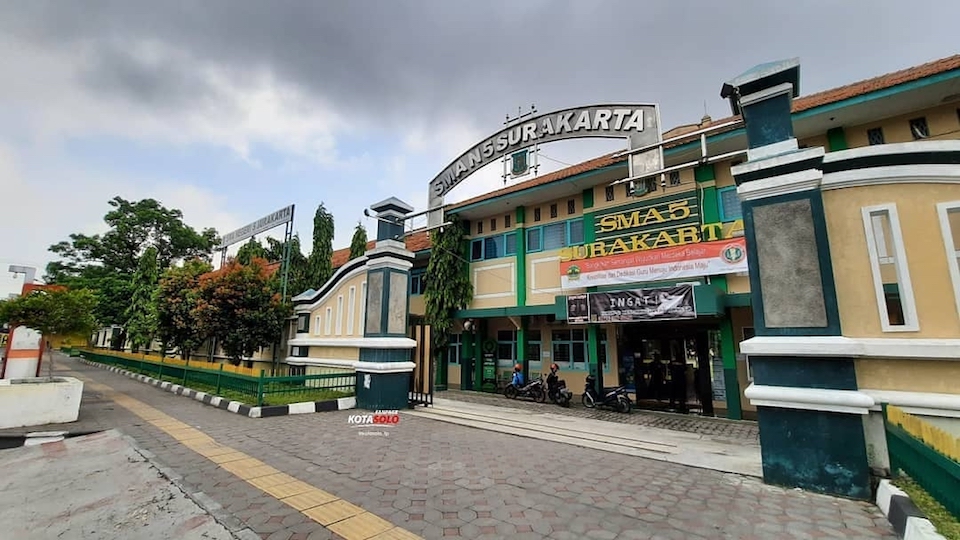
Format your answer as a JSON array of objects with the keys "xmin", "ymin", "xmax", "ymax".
[
  {"xmin": 721, "ymin": 244, "xmax": 745, "ymax": 264},
  {"xmin": 510, "ymin": 150, "xmax": 529, "ymax": 177}
]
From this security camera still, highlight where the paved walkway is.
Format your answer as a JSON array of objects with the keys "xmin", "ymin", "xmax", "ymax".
[
  {"xmin": 8, "ymin": 354, "xmax": 897, "ymax": 540},
  {"xmin": 439, "ymin": 389, "xmax": 760, "ymax": 444},
  {"xmin": 0, "ymin": 429, "xmax": 235, "ymax": 539},
  {"xmin": 409, "ymin": 398, "xmax": 762, "ymax": 477}
]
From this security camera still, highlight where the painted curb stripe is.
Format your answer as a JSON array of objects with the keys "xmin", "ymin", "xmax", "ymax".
[
  {"xmin": 75, "ymin": 357, "xmax": 355, "ymax": 419},
  {"xmin": 874, "ymin": 479, "xmax": 946, "ymax": 540}
]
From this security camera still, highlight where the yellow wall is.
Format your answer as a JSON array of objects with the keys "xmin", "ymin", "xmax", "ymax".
[
  {"xmin": 305, "ymin": 365, "xmax": 354, "ymax": 377},
  {"xmin": 409, "ymin": 295, "xmax": 425, "ymax": 316},
  {"xmin": 306, "ymin": 346, "xmax": 359, "ymax": 361},
  {"xmin": 465, "ymin": 208, "xmax": 520, "ymax": 238},
  {"xmin": 469, "ymin": 258, "xmax": 516, "ymax": 309},
  {"xmin": 823, "ymin": 183, "xmax": 960, "ymax": 338},
  {"xmin": 856, "ymin": 359, "xmax": 960, "ymax": 395},
  {"xmin": 306, "ymin": 272, "xmax": 367, "ymax": 338},
  {"xmin": 846, "ymin": 104, "xmax": 960, "ymax": 148},
  {"xmin": 448, "ymin": 365, "xmax": 461, "ymax": 388},
  {"xmin": 589, "ymin": 168, "xmax": 695, "ymax": 212},
  {"xmin": 522, "ymin": 193, "xmax": 585, "ymax": 226},
  {"xmin": 715, "ymin": 161, "xmax": 736, "ymax": 189},
  {"xmin": 526, "ymin": 250, "xmax": 570, "ymax": 305},
  {"xmin": 800, "ymin": 133, "xmax": 829, "ymax": 150},
  {"xmin": 725, "ymin": 274, "xmax": 751, "ymax": 294}
]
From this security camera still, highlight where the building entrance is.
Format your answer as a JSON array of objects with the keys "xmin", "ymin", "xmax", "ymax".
[{"xmin": 616, "ymin": 321, "xmax": 719, "ymax": 416}]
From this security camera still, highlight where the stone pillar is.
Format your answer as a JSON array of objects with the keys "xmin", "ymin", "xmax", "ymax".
[
  {"xmin": 355, "ymin": 197, "xmax": 418, "ymax": 411},
  {"xmin": 721, "ymin": 59, "xmax": 872, "ymax": 499}
]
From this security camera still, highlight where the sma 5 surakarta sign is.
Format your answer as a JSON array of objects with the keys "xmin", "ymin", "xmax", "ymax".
[{"xmin": 558, "ymin": 195, "xmax": 748, "ymax": 289}]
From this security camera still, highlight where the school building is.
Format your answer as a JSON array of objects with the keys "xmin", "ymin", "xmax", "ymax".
[
  {"xmin": 303, "ymin": 54, "xmax": 945, "ymax": 421},
  {"xmin": 283, "ymin": 52, "xmax": 960, "ymax": 498}
]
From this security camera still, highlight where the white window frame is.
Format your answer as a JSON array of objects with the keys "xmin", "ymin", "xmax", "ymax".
[
  {"xmin": 359, "ymin": 282, "xmax": 367, "ymax": 334},
  {"xmin": 936, "ymin": 200, "xmax": 960, "ymax": 319},
  {"xmin": 314, "ymin": 315, "xmax": 321, "ymax": 336},
  {"xmin": 336, "ymin": 295, "xmax": 344, "ymax": 335},
  {"xmin": 347, "ymin": 286, "xmax": 357, "ymax": 335},
  {"xmin": 325, "ymin": 307, "xmax": 333, "ymax": 335},
  {"xmin": 861, "ymin": 203, "xmax": 919, "ymax": 332}
]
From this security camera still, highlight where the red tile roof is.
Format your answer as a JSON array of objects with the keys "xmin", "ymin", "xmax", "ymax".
[
  {"xmin": 450, "ymin": 53, "xmax": 960, "ymax": 212},
  {"xmin": 331, "ymin": 231, "xmax": 432, "ymax": 269},
  {"xmin": 330, "ymin": 54, "xmax": 960, "ymax": 261},
  {"xmin": 203, "ymin": 259, "xmax": 282, "ymax": 279}
]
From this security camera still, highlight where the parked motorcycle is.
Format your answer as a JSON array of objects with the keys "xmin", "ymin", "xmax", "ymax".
[
  {"xmin": 504, "ymin": 374, "xmax": 546, "ymax": 402},
  {"xmin": 582, "ymin": 375, "xmax": 631, "ymax": 413},
  {"xmin": 546, "ymin": 371, "xmax": 573, "ymax": 407}
]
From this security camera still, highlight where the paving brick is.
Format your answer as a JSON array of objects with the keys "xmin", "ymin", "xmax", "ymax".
[{"xmin": 56, "ymin": 355, "xmax": 900, "ymax": 540}]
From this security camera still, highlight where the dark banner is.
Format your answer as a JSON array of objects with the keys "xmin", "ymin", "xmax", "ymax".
[
  {"xmin": 566, "ymin": 293, "xmax": 590, "ymax": 324},
  {"xmin": 566, "ymin": 285, "xmax": 697, "ymax": 324}
]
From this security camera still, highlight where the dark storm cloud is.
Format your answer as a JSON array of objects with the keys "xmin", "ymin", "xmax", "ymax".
[
  {"xmin": 3, "ymin": 0, "xmax": 960, "ymax": 134},
  {"xmin": 76, "ymin": 41, "xmax": 226, "ymax": 113}
]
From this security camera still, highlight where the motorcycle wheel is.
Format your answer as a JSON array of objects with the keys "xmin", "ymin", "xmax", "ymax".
[
  {"xmin": 616, "ymin": 395, "xmax": 632, "ymax": 414},
  {"xmin": 535, "ymin": 388, "xmax": 547, "ymax": 403},
  {"xmin": 560, "ymin": 394, "xmax": 572, "ymax": 407},
  {"xmin": 582, "ymin": 393, "xmax": 596, "ymax": 408},
  {"xmin": 504, "ymin": 385, "xmax": 518, "ymax": 399}
]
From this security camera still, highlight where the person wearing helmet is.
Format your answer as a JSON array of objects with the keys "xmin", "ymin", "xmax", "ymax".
[
  {"xmin": 546, "ymin": 363, "xmax": 560, "ymax": 389},
  {"xmin": 511, "ymin": 363, "xmax": 524, "ymax": 387}
]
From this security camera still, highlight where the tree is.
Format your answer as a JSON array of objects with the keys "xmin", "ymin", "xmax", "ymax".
[
  {"xmin": 125, "ymin": 247, "xmax": 160, "ymax": 352},
  {"xmin": 44, "ymin": 196, "xmax": 219, "ymax": 326},
  {"xmin": 424, "ymin": 215, "xmax": 474, "ymax": 356},
  {"xmin": 285, "ymin": 234, "xmax": 310, "ymax": 297},
  {"xmin": 236, "ymin": 237, "xmax": 268, "ymax": 265},
  {"xmin": 349, "ymin": 222, "xmax": 368, "ymax": 260},
  {"xmin": 0, "ymin": 288, "xmax": 98, "ymax": 379},
  {"xmin": 155, "ymin": 259, "xmax": 211, "ymax": 359},
  {"xmin": 305, "ymin": 203, "xmax": 334, "ymax": 289},
  {"xmin": 193, "ymin": 258, "xmax": 290, "ymax": 364}
]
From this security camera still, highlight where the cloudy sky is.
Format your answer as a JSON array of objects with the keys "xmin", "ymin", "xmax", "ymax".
[{"xmin": 1, "ymin": 0, "xmax": 958, "ymax": 297}]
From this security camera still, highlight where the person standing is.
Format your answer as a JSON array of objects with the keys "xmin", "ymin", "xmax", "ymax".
[
  {"xmin": 668, "ymin": 356, "xmax": 688, "ymax": 413},
  {"xmin": 649, "ymin": 352, "xmax": 665, "ymax": 402}
]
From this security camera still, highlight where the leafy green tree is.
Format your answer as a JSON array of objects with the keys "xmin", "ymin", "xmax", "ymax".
[
  {"xmin": 155, "ymin": 259, "xmax": 212, "ymax": 359},
  {"xmin": 193, "ymin": 258, "xmax": 290, "ymax": 364},
  {"xmin": 349, "ymin": 222, "xmax": 368, "ymax": 260},
  {"xmin": 424, "ymin": 216, "xmax": 474, "ymax": 355},
  {"xmin": 45, "ymin": 196, "xmax": 218, "ymax": 326},
  {"xmin": 236, "ymin": 237, "xmax": 269, "ymax": 265},
  {"xmin": 305, "ymin": 203, "xmax": 334, "ymax": 289},
  {"xmin": 125, "ymin": 247, "xmax": 160, "ymax": 352},
  {"xmin": 0, "ymin": 288, "xmax": 98, "ymax": 379},
  {"xmin": 285, "ymin": 234, "xmax": 310, "ymax": 297}
]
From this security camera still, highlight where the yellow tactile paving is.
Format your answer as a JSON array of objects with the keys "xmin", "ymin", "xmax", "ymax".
[
  {"xmin": 248, "ymin": 473, "xmax": 298, "ymax": 490},
  {"xmin": 303, "ymin": 500, "xmax": 364, "ymax": 526},
  {"xmin": 328, "ymin": 512, "xmax": 395, "ymax": 540},
  {"xmin": 223, "ymin": 463, "xmax": 280, "ymax": 480},
  {"xmin": 208, "ymin": 451, "xmax": 249, "ymax": 464},
  {"xmin": 263, "ymin": 479, "xmax": 315, "ymax": 499},
  {"xmin": 69, "ymin": 369, "xmax": 423, "ymax": 539},
  {"xmin": 186, "ymin": 442, "xmax": 235, "ymax": 457},
  {"xmin": 281, "ymin": 488, "xmax": 339, "ymax": 510}
]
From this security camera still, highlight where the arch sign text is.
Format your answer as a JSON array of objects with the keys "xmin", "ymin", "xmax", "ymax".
[{"xmin": 427, "ymin": 104, "xmax": 662, "ymax": 225}]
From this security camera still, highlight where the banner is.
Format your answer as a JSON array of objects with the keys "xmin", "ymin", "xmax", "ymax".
[
  {"xmin": 560, "ymin": 237, "xmax": 747, "ymax": 289},
  {"xmin": 566, "ymin": 285, "xmax": 697, "ymax": 324},
  {"xmin": 217, "ymin": 204, "xmax": 295, "ymax": 249}
]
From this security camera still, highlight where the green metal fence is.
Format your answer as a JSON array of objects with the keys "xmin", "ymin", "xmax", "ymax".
[
  {"xmin": 883, "ymin": 404, "xmax": 960, "ymax": 520},
  {"xmin": 80, "ymin": 351, "xmax": 355, "ymax": 407}
]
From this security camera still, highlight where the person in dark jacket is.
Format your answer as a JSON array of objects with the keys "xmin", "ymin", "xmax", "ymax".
[
  {"xmin": 668, "ymin": 356, "xmax": 688, "ymax": 413},
  {"xmin": 649, "ymin": 352, "xmax": 666, "ymax": 402}
]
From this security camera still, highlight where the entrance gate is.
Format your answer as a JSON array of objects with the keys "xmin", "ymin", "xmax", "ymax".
[{"xmin": 408, "ymin": 320, "xmax": 434, "ymax": 408}]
